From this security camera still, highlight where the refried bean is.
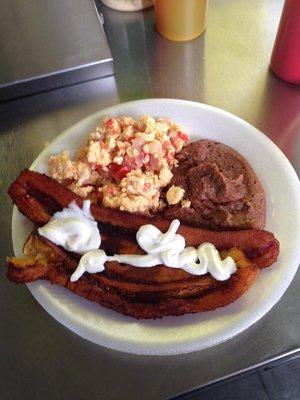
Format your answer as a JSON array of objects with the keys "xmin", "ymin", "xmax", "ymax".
[{"xmin": 162, "ymin": 140, "xmax": 266, "ymax": 230}]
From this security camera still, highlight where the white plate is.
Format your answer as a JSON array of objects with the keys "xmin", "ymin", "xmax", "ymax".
[{"xmin": 12, "ymin": 99, "xmax": 300, "ymax": 355}]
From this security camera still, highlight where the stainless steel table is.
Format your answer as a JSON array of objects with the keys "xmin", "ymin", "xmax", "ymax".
[{"xmin": 0, "ymin": 1, "xmax": 299, "ymax": 399}]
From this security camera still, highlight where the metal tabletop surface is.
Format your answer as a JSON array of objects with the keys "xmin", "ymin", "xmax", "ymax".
[
  {"xmin": 0, "ymin": 0, "xmax": 299, "ymax": 399},
  {"xmin": 0, "ymin": 0, "xmax": 113, "ymax": 101}
]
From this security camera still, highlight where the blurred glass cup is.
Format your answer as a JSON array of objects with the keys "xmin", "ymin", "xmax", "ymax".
[{"xmin": 154, "ymin": 0, "xmax": 208, "ymax": 41}]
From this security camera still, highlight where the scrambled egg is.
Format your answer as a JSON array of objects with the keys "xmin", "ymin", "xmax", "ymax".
[
  {"xmin": 49, "ymin": 115, "xmax": 189, "ymax": 214},
  {"xmin": 166, "ymin": 185, "xmax": 185, "ymax": 205}
]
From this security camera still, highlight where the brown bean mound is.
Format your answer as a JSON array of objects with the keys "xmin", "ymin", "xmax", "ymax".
[{"xmin": 162, "ymin": 140, "xmax": 266, "ymax": 230}]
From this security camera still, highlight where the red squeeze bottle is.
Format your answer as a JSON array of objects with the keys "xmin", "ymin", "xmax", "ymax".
[{"xmin": 270, "ymin": 0, "xmax": 300, "ymax": 84}]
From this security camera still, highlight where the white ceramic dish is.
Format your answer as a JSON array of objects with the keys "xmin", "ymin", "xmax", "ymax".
[{"xmin": 12, "ymin": 99, "xmax": 300, "ymax": 355}]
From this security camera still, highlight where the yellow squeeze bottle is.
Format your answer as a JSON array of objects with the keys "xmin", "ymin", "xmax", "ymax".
[{"xmin": 155, "ymin": 0, "xmax": 208, "ymax": 42}]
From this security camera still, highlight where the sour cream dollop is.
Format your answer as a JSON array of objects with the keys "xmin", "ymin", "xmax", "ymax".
[
  {"xmin": 113, "ymin": 221, "xmax": 236, "ymax": 281},
  {"xmin": 38, "ymin": 201, "xmax": 237, "ymax": 282},
  {"xmin": 38, "ymin": 200, "xmax": 100, "ymax": 254},
  {"xmin": 70, "ymin": 249, "xmax": 106, "ymax": 282}
]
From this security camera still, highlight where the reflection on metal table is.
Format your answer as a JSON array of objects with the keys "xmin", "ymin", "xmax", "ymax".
[{"xmin": 0, "ymin": 0, "xmax": 299, "ymax": 399}]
